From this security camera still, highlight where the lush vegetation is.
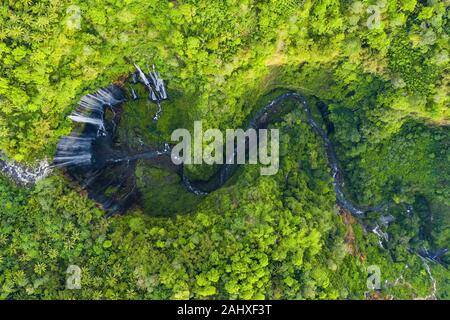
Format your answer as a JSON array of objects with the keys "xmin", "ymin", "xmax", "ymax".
[{"xmin": 0, "ymin": 0, "xmax": 448, "ymax": 299}]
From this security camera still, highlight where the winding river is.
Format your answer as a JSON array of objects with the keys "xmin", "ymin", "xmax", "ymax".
[
  {"xmin": 1, "ymin": 83, "xmax": 390, "ymax": 217},
  {"xmin": 0, "ymin": 77, "xmax": 444, "ymax": 297},
  {"xmin": 181, "ymin": 92, "xmax": 392, "ymax": 216}
]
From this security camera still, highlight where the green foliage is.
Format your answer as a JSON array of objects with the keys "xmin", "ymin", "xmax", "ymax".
[
  {"xmin": 135, "ymin": 162, "xmax": 201, "ymax": 216},
  {"xmin": 1, "ymin": 0, "xmax": 448, "ymax": 162},
  {"xmin": 0, "ymin": 0, "xmax": 448, "ymax": 300}
]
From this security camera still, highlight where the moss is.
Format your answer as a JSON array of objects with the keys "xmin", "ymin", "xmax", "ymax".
[
  {"xmin": 104, "ymin": 185, "xmax": 117, "ymax": 197},
  {"xmin": 117, "ymin": 84, "xmax": 201, "ymax": 147},
  {"xmin": 117, "ymin": 87, "xmax": 162, "ymax": 151},
  {"xmin": 135, "ymin": 160, "xmax": 201, "ymax": 216}
]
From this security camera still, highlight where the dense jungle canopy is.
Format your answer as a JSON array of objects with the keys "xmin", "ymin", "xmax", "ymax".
[{"xmin": 0, "ymin": 0, "xmax": 448, "ymax": 299}]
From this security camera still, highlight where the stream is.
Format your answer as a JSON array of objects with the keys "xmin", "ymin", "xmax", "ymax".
[
  {"xmin": 50, "ymin": 84, "xmax": 392, "ymax": 217},
  {"xmin": 0, "ymin": 84, "xmax": 386, "ymax": 216},
  {"xmin": 0, "ymin": 69, "xmax": 445, "ymax": 299}
]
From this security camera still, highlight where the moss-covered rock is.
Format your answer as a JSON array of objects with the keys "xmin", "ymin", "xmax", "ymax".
[{"xmin": 135, "ymin": 160, "xmax": 201, "ymax": 216}]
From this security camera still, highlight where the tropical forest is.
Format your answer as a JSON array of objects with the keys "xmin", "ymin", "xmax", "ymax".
[{"xmin": 0, "ymin": 0, "xmax": 449, "ymax": 301}]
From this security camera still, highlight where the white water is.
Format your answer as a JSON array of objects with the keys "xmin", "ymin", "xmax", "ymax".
[
  {"xmin": 0, "ymin": 154, "xmax": 51, "ymax": 185},
  {"xmin": 148, "ymin": 65, "xmax": 168, "ymax": 100},
  {"xmin": 53, "ymin": 155, "xmax": 92, "ymax": 167},
  {"xmin": 53, "ymin": 136, "xmax": 94, "ymax": 167},
  {"xmin": 68, "ymin": 86, "xmax": 126, "ymax": 135},
  {"xmin": 133, "ymin": 63, "xmax": 168, "ymax": 121},
  {"xmin": 134, "ymin": 63, "xmax": 151, "ymax": 87},
  {"xmin": 92, "ymin": 88, "xmax": 123, "ymax": 106},
  {"xmin": 69, "ymin": 114, "xmax": 106, "ymax": 132},
  {"xmin": 80, "ymin": 88, "xmax": 123, "ymax": 109},
  {"xmin": 418, "ymin": 254, "xmax": 437, "ymax": 300}
]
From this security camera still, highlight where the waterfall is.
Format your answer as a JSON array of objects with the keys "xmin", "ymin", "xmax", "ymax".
[
  {"xmin": 0, "ymin": 152, "xmax": 51, "ymax": 185},
  {"xmin": 417, "ymin": 254, "xmax": 437, "ymax": 300},
  {"xmin": 132, "ymin": 63, "xmax": 168, "ymax": 120},
  {"xmin": 53, "ymin": 136, "xmax": 95, "ymax": 167},
  {"xmin": 54, "ymin": 85, "xmax": 126, "ymax": 169},
  {"xmin": 148, "ymin": 64, "xmax": 168, "ymax": 100},
  {"xmin": 134, "ymin": 63, "xmax": 151, "ymax": 88},
  {"xmin": 68, "ymin": 114, "xmax": 106, "ymax": 133},
  {"xmin": 371, "ymin": 224, "xmax": 389, "ymax": 248},
  {"xmin": 67, "ymin": 86, "xmax": 126, "ymax": 135},
  {"xmin": 153, "ymin": 102, "xmax": 163, "ymax": 121},
  {"xmin": 51, "ymin": 70, "xmax": 400, "ymax": 217},
  {"xmin": 50, "ymin": 67, "xmax": 174, "ymax": 213},
  {"xmin": 130, "ymin": 87, "xmax": 139, "ymax": 100}
]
